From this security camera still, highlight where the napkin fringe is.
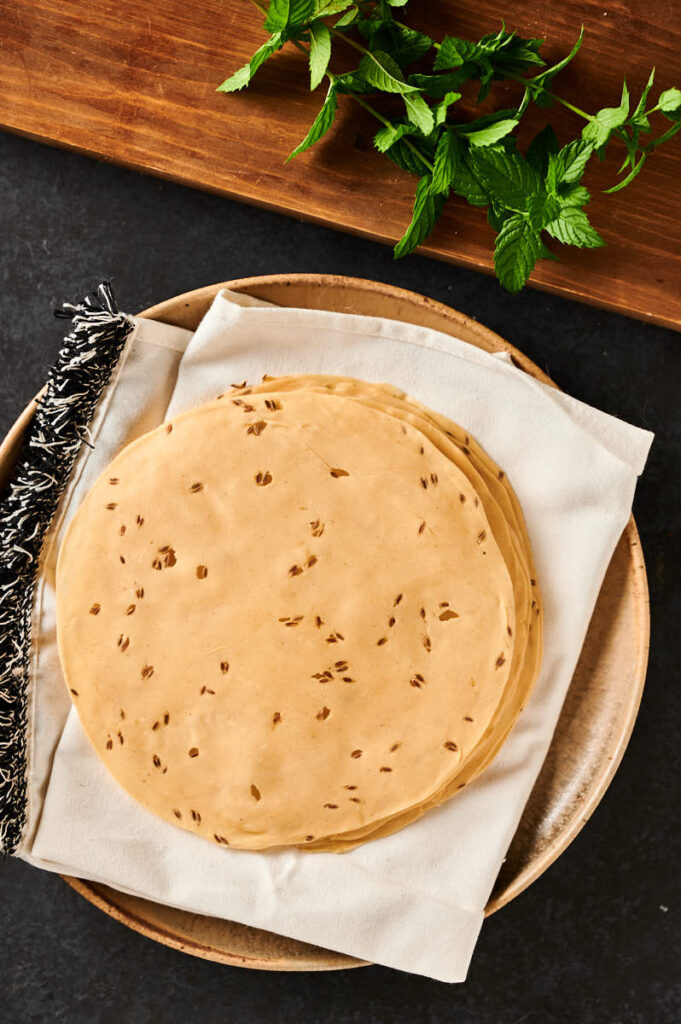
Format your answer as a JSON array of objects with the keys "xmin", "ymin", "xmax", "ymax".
[{"xmin": 0, "ymin": 282, "xmax": 134, "ymax": 854}]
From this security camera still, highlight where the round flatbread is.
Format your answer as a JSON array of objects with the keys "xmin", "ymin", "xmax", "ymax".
[
  {"xmin": 242, "ymin": 377, "xmax": 542, "ymax": 850},
  {"xmin": 56, "ymin": 379, "xmax": 541, "ymax": 851}
]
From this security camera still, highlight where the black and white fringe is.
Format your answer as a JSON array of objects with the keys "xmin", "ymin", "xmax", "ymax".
[{"xmin": 0, "ymin": 282, "xmax": 134, "ymax": 854}]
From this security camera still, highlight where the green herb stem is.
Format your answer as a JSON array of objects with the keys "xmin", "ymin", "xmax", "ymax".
[
  {"xmin": 502, "ymin": 71, "xmax": 594, "ymax": 121},
  {"xmin": 404, "ymin": 141, "xmax": 434, "ymax": 172}
]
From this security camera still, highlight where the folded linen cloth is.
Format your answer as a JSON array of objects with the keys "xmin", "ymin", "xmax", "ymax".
[{"xmin": 0, "ymin": 284, "xmax": 653, "ymax": 982}]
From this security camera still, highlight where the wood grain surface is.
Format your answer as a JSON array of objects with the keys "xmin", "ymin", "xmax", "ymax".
[{"xmin": 1, "ymin": 1, "xmax": 680, "ymax": 328}]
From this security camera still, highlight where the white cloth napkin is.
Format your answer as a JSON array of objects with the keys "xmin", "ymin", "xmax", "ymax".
[{"xmin": 20, "ymin": 290, "xmax": 653, "ymax": 983}]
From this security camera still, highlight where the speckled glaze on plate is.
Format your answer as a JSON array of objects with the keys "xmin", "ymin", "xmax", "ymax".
[{"xmin": 0, "ymin": 274, "xmax": 649, "ymax": 971}]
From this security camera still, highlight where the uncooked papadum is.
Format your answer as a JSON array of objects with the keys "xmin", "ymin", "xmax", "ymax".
[{"xmin": 56, "ymin": 376, "xmax": 542, "ymax": 851}]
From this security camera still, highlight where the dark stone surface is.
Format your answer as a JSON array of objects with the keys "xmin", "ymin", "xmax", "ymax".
[{"xmin": 0, "ymin": 130, "xmax": 679, "ymax": 1024}]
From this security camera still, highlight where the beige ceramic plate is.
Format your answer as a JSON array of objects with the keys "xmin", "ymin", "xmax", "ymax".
[{"xmin": 0, "ymin": 274, "xmax": 649, "ymax": 971}]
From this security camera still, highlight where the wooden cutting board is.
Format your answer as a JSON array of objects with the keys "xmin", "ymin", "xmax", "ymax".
[{"xmin": 1, "ymin": 0, "xmax": 680, "ymax": 329}]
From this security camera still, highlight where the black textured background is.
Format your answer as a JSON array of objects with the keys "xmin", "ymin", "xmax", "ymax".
[{"xmin": 0, "ymin": 130, "xmax": 679, "ymax": 1024}]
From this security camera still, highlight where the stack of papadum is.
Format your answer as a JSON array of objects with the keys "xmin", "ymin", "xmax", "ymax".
[{"xmin": 56, "ymin": 375, "xmax": 542, "ymax": 853}]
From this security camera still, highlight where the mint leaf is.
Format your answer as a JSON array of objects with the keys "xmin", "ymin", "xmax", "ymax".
[
  {"xmin": 660, "ymin": 87, "xmax": 681, "ymax": 120},
  {"xmin": 314, "ymin": 0, "xmax": 352, "ymax": 14},
  {"xmin": 394, "ymin": 175, "xmax": 446, "ymax": 258},
  {"xmin": 468, "ymin": 146, "xmax": 540, "ymax": 211},
  {"xmin": 494, "ymin": 214, "xmax": 542, "ymax": 293},
  {"xmin": 630, "ymin": 68, "xmax": 655, "ymax": 128},
  {"xmin": 434, "ymin": 91, "xmax": 461, "ymax": 126},
  {"xmin": 408, "ymin": 72, "xmax": 471, "ymax": 97},
  {"xmin": 264, "ymin": 0, "xmax": 291, "ymax": 30},
  {"xmin": 333, "ymin": 70, "xmax": 375, "ymax": 94},
  {"xmin": 363, "ymin": 22, "xmax": 433, "ymax": 68},
  {"xmin": 404, "ymin": 93, "xmax": 435, "ymax": 135},
  {"xmin": 373, "ymin": 121, "xmax": 418, "ymax": 153},
  {"xmin": 435, "ymin": 37, "xmax": 485, "ymax": 70},
  {"xmin": 550, "ymin": 139, "xmax": 594, "ymax": 186},
  {"xmin": 582, "ymin": 82, "xmax": 630, "ymax": 146},
  {"xmin": 309, "ymin": 20, "xmax": 331, "ymax": 89},
  {"xmin": 539, "ymin": 240, "xmax": 560, "ymax": 262},
  {"xmin": 557, "ymin": 183, "xmax": 590, "ymax": 207},
  {"xmin": 479, "ymin": 30, "xmax": 545, "ymax": 73},
  {"xmin": 287, "ymin": 83, "xmax": 337, "ymax": 159},
  {"xmin": 217, "ymin": 32, "xmax": 284, "ymax": 92},
  {"xmin": 545, "ymin": 207, "xmax": 605, "ymax": 247},
  {"xmin": 604, "ymin": 153, "xmax": 647, "ymax": 193},
  {"xmin": 616, "ymin": 127, "xmax": 640, "ymax": 173},
  {"xmin": 265, "ymin": 0, "xmax": 315, "ymax": 30},
  {"xmin": 391, "ymin": 25, "xmax": 434, "ymax": 66},
  {"xmin": 458, "ymin": 108, "xmax": 518, "ymax": 130},
  {"xmin": 217, "ymin": 66, "xmax": 253, "ymax": 94},
  {"xmin": 334, "ymin": 4, "xmax": 358, "ymax": 27},
  {"xmin": 358, "ymin": 50, "xmax": 421, "ymax": 93},
  {"xmin": 526, "ymin": 124, "xmax": 558, "ymax": 176},
  {"xmin": 527, "ymin": 192, "xmax": 561, "ymax": 230},
  {"xmin": 291, "ymin": 0, "xmax": 316, "ymax": 23},
  {"xmin": 660, "ymin": 87, "xmax": 681, "ymax": 112},
  {"xmin": 530, "ymin": 27, "xmax": 583, "ymax": 96},
  {"xmin": 356, "ymin": 15, "xmax": 390, "ymax": 48},
  {"xmin": 487, "ymin": 204, "xmax": 511, "ymax": 232},
  {"xmin": 460, "ymin": 117, "xmax": 518, "ymax": 147},
  {"xmin": 431, "ymin": 127, "xmax": 460, "ymax": 193},
  {"xmin": 451, "ymin": 147, "xmax": 490, "ymax": 206}
]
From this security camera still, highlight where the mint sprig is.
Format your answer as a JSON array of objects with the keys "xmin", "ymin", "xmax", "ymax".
[{"xmin": 218, "ymin": 0, "xmax": 681, "ymax": 292}]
